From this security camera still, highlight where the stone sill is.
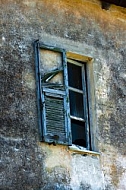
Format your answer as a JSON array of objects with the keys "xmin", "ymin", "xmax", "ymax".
[{"xmin": 68, "ymin": 144, "xmax": 100, "ymax": 156}]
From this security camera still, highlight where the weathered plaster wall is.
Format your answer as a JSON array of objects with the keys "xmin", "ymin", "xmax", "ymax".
[{"xmin": 0, "ymin": 0, "xmax": 126, "ymax": 189}]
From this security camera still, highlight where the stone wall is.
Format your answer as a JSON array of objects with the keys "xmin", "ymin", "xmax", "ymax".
[{"xmin": 0, "ymin": 0, "xmax": 126, "ymax": 189}]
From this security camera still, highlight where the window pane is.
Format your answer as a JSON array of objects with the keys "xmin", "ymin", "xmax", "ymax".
[
  {"xmin": 69, "ymin": 90, "xmax": 84, "ymax": 118},
  {"xmin": 71, "ymin": 119, "xmax": 86, "ymax": 147},
  {"xmin": 68, "ymin": 62, "xmax": 82, "ymax": 90}
]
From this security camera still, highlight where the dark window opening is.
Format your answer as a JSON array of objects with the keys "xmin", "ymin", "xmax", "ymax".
[
  {"xmin": 68, "ymin": 62, "xmax": 82, "ymax": 90},
  {"xmin": 71, "ymin": 119, "xmax": 86, "ymax": 147},
  {"xmin": 69, "ymin": 90, "xmax": 84, "ymax": 118},
  {"xmin": 67, "ymin": 59, "xmax": 89, "ymax": 148}
]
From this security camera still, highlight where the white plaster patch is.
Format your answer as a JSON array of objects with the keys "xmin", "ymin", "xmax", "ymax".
[
  {"xmin": 1, "ymin": 135, "xmax": 23, "ymax": 142},
  {"xmin": 119, "ymin": 72, "xmax": 126, "ymax": 79},
  {"xmin": 70, "ymin": 155, "xmax": 105, "ymax": 190},
  {"xmin": 2, "ymin": 36, "xmax": 5, "ymax": 41},
  {"xmin": 23, "ymin": 0, "xmax": 36, "ymax": 7},
  {"xmin": 118, "ymin": 172, "xmax": 126, "ymax": 190},
  {"xmin": 116, "ymin": 154, "xmax": 126, "ymax": 190},
  {"xmin": 95, "ymin": 61, "xmax": 110, "ymax": 103}
]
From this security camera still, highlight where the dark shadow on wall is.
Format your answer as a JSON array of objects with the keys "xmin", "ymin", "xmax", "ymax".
[{"xmin": 109, "ymin": 56, "xmax": 126, "ymax": 155}]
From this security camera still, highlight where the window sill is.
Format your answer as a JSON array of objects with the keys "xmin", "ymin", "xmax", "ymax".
[{"xmin": 68, "ymin": 144, "xmax": 100, "ymax": 156}]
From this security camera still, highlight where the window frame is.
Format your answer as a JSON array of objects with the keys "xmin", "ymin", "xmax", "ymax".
[
  {"xmin": 67, "ymin": 58, "xmax": 90, "ymax": 150},
  {"xmin": 34, "ymin": 41, "xmax": 91, "ymax": 150}
]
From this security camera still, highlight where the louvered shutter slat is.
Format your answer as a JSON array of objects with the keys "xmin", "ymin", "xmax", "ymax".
[{"xmin": 43, "ymin": 93, "xmax": 68, "ymax": 144}]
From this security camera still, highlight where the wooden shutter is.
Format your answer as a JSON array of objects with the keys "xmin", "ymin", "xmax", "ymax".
[
  {"xmin": 42, "ymin": 87, "xmax": 69, "ymax": 145},
  {"xmin": 34, "ymin": 44, "xmax": 72, "ymax": 145}
]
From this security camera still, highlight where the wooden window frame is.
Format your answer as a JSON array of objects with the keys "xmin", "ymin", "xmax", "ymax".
[{"xmin": 67, "ymin": 58, "xmax": 90, "ymax": 150}]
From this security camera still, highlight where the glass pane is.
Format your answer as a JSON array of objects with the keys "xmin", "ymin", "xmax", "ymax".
[
  {"xmin": 69, "ymin": 90, "xmax": 84, "ymax": 118},
  {"xmin": 71, "ymin": 119, "xmax": 86, "ymax": 147},
  {"xmin": 40, "ymin": 49, "xmax": 63, "ymax": 85},
  {"xmin": 68, "ymin": 62, "xmax": 82, "ymax": 90}
]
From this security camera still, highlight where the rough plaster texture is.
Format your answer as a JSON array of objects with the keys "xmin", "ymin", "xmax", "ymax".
[{"xmin": 0, "ymin": 0, "xmax": 126, "ymax": 189}]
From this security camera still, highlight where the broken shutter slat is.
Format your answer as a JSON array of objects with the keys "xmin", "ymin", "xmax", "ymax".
[{"xmin": 43, "ymin": 87, "xmax": 65, "ymax": 95}]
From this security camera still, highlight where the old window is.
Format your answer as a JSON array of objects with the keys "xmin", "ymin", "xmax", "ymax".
[{"xmin": 34, "ymin": 41, "xmax": 91, "ymax": 150}]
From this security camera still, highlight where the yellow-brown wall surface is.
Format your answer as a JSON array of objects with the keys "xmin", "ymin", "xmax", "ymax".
[{"xmin": 1, "ymin": 0, "xmax": 126, "ymax": 189}]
